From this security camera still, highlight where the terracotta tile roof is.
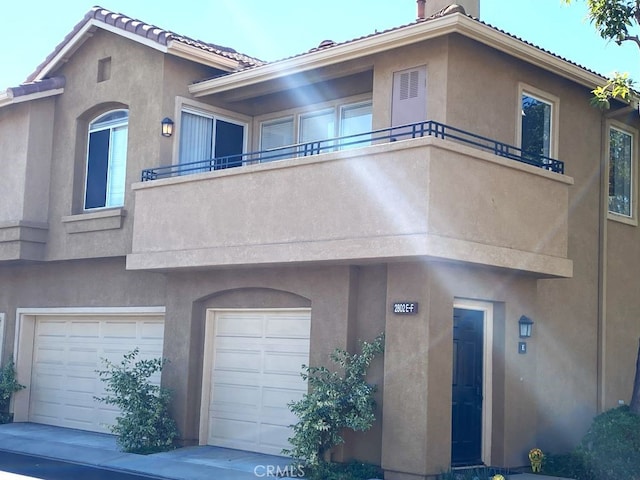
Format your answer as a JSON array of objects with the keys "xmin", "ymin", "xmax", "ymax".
[
  {"xmin": 229, "ymin": 3, "xmax": 605, "ymax": 81},
  {"xmin": 7, "ymin": 76, "xmax": 65, "ymax": 97},
  {"xmin": 26, "ymin": 5, "xmax": 264, "ymax": 83}
]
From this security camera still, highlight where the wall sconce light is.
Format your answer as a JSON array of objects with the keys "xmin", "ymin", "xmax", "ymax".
[
  {"xmin": 161, "ymin": 117, "xmax": 174, "ymax": 137},
  {"xmin": 519, "ymin": 315, "xmax": 534, "ymax": 338}
]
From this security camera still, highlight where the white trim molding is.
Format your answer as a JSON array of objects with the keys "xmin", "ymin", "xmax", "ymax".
[{"xmin": 453, "ymin": 298, "xmax": 494, "ymax": 467}]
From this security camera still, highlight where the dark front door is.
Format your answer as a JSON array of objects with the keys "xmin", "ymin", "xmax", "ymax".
[{"xmin": 452, "ymin": 308, "xmax": 484, "ymax": 466}]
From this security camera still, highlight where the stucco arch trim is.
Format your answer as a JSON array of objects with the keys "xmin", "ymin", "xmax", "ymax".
[{"xmin": 198, "ymin": 287, "xmax": 311, "ymax": 310}]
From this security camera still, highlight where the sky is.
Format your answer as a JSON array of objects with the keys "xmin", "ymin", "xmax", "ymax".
[{"xmin": 0, "ymin": 0, "xmax": 638, "ymax": 91}]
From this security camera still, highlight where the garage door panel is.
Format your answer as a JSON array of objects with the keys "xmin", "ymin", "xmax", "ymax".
[
  {"xmin": 212, "ymin": 384, "xmax": 260, "ymax": 410},
  {"xmin": 264, "ymin": 351, "xmax": 307, "ymax": 376},
  {"xmin": 35, "ymin": 320, "xmax": 67, "ymax": 337},
  {"xmin": 140, "ymin": 321, "xmax": 164, "ymax": 339},
  {"xmin": 217, "ymin": 314, "xmax": 263, "ymax": 337},
  {"xmin": 210, "ymin": 417, "xmax": 259, "ymax": 446},
  {"xmin": 215, "ymin": 349, "xmax": 261, "ymax": 372},
  {"xmin": 29, "ymin": 314, "xmax": 164, "ymax": 433},
  {"xmin": 207, "ymin": 310, "xmax": 310, "ymax": 455},
  {"xmin": 265, "ymin": 316, "xmax": 311, "ymax": 338},
  {"xmin": 103, "ymin": 321, "xmax": 139, "ymax": 339},
  {"xmin": 260, "ymin": 423, "xmax": 293, "ymax": 450}
]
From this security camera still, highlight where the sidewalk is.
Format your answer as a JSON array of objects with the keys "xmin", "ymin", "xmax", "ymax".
[
  {"xmin": 0, "ymin": 423, "xmax": 294, "ymax": 480},
  {"xmin": 0, "ymin": 423, "xmax": 573, "ymax": 480}
]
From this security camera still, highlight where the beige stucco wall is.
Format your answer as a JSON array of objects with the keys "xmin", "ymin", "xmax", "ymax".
[
  {"xmin": 159, "ymin": 264, "xmax": 387, "ymax": 460},
  {"xmin": 381, "ymin": 261, "xmax": 539, "ymax": 478},
  {"xmin": 38, "ymin": 29, "xmax": 220, "ymax": 262},
  {"xmin": 444, "ymin": 34, "xmax": 606, "ymax": 454}
]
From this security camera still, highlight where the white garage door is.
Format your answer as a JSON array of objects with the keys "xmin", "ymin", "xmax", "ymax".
[
  {"xmin": 205, "ymin": 310, "xmax": 311, "ymax": 455},
  {"xmin": 29, "ymin": 314, "xmax": 164, "ymax": 433}
]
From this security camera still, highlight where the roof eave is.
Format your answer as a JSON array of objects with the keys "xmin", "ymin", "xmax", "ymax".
[
  {"xmin": 0, "ymin": 88, "xmax": 64, "ymax": 110},
  {"xmin": 31, "ymin": 19, "xmax": 169, "ymax": 82},
  {"xmin": 167, "ymin": 40, "xmax": 240, "ymax": 72},
  {"xmin": 189, "ymin": 13, "xmax": 609, "ymax": 98},
  {"xmin": 31, "ymin": 18, "xmax": 242, "ymax": 83}
]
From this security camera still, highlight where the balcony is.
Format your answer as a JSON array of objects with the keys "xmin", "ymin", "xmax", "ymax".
[{"xmin": 127, "ymin": 122, "xmax": 573, "ymax": 277}]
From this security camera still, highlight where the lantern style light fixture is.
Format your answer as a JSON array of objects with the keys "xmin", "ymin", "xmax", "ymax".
[
  {"xmin": 519, "ymin": 315, "xmax": 534, "ymax": 338},
  {"xmin": 161, "ymin": 117, "xmax": 174, "ymax": 137}
]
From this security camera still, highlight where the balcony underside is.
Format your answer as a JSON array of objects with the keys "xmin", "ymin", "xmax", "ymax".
[{"xmin": 128, "ymin": 136, "xmax": 573, "ymax": 278}]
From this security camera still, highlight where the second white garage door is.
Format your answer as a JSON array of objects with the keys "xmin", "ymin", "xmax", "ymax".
[
  {"xmin": 203, "ymin": 309, "xmax": 311, "ymax": 455},
  {"xmin": 28, "ymin": 314, "xmax": 164, "ymax": 433}
]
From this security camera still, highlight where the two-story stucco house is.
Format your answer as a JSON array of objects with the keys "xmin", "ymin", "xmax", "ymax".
[{"xmin": 2, "ymin": 1, "xmax": 639, "ymax": 478}]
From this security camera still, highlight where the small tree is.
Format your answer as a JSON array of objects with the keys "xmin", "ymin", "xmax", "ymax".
[
  {"xmin": 0, "ymin": 360, "xmax": 24, "ymax": 424},
  {"xmin": 96, "ymin": 348, "xmax": 178, "ymax": 454},
  {"xmin": 283, "ymin": 333, "xmax": 385, "ymax": 470},
  {"xmin": 561, "ymin": 0, "xmax": 638, "ymax": 107}
]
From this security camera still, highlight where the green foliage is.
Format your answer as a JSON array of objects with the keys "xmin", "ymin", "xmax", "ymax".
[
  {"xmin": 591, "ymin": 72, "xmax": 634, "ymax": 109},
  {"xmin": 542, "ymin": 451, "xmax": 590, "ymax": 479},
  {"xmin": 283, "ymin": 333, "xmax": 385, "ymax": 470},
  {"xmin": 303, "ymin": 460, "xmax": 383, "ymax": 480},
  {"xmin": 562, "ymin": 0, "xmax": 640, "ymax": 44},
  {"xmin": 437, "ymin": 467, "xmax": 514, "ymax": 480},
  {"xmin": 578, "ymin": 406, "xmax": 640, "ymax": 479},
  {"xmin": 96, "ymin": 348, "xmax": 179, "ymax": 454},
  {"xmin": 543, "ymin": 406, "xmax": 640, "ymax": 480},
  {"xmin": 562, "ymin": 1, "xmax": 638, "ymax": 108},
  {"xmin": 0, "ymin": 361, "xmax": 25, "ymax": 424}
]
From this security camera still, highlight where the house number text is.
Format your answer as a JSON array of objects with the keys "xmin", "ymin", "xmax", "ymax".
[{"xmin": 392, "ymin": 302, "xmax": 419, "ymax": 315}]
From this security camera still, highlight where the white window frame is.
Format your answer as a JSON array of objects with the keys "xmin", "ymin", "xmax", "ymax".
[
  {"xmin": 83, "ymin": 109, "xmax": 129, "ymax": 211},
  {"xmin": 257, "ymin": 96, "xmax": 373, "ymax": 155},
  {"xmin": 607, "ymin": 120, "xmax": 638, "ymax": 225},
  {"xmin": 173, "ymin": 97, "xmax": 250, "ymax": 169},
  {"xmin": 516, "ymin": 84, "xmax": 559, "ymax": 161}
]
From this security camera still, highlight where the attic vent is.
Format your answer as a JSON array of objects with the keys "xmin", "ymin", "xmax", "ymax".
[
  {"xmin": 97, "ymin": 57, "xmax": 112, "ymax": 83},
  {"xmin": 399, "ymin": 70, "xmax": 420, "ymax": 100}
]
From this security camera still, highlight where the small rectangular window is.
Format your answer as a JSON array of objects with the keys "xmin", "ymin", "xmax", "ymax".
[
  {"xmin": 260, "ymin": 117, "xmax": 295, "ymax": 162},
  {"xmin": 339, "ymin": 101, "xmax": 372, "ymax": 149},
  {"xmin": 299, "ymin": 109, "xmax": 335, "ymax": 155},
  {"xmin": 609, "ymin": 126, "xmax": 634, "ymax": 218}
]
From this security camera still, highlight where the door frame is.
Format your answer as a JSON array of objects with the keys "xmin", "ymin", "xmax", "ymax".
[
  {"xmin": 453, "ymin": 299, "xmax": 493, "ymax": 466},
  {"xmin": 198, "ymin": 308, "xmax": 311, "ymax": 446}
]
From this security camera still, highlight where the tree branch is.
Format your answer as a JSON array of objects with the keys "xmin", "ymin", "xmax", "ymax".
[{"xmin": 621, "ymin": 34, "xmax": 640, "ymax": 49}]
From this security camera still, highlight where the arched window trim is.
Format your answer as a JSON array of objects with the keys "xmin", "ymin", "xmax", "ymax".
[{"xmin": 84, "ymin": 109, "xmax": 129, "ymax": 210}]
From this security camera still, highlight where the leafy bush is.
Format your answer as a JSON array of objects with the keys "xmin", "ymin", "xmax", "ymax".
[
  {"xmin": 283, "ymin": 333, "xmax": 385, "ymax": 471},
  {"xmin": 96, "ymin": 348, "xmax": 179, "ymax": 454},
  {"xmin": 542, "ymin": 451, "xmax": 589, "ymax": 480},
  {"xmin": 0, "ymin": 361, "xmax": 24, "ymax": 424},
  {"xmin": 543, "ymin": 406, "xmax": 640, "ymax": 480},
  {"xmin": 577, "ymin": 406, "xmax": 640, "ymax": 480},
  {"xmin": 304, "ymin": 460, "xmax": 383, "ymax": 480}
]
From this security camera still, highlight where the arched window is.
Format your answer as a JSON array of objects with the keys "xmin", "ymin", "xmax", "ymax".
[{"xmin": 84, "ymin": 109, "xmax": 128, "ymax": 209}]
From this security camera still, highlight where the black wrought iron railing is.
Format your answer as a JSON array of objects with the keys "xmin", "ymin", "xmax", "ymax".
[{"xmin": 140, "ymin": 120, "xmax": 564, "ymax": 181}]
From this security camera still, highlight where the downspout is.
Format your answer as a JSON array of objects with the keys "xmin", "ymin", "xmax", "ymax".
[{"xmin": 597, "ymin": 110, "xmax": 608, "ymax": 414}]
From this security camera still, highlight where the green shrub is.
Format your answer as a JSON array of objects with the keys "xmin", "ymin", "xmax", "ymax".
[
  {"xmin": 542, "ymin": 451, "xmax": 589, "ymax": 479},
  {"xmin": 577, "ymin": 406, "xmax": 640, "ymax": 480},
  {"xmin": 542, "ymin": 406, "xmax": 640, "ymax": 480},
  {"xmin": 304, "ymin": 460, "xmax": 383, "ymax": 480},
  {"xmin": 95, "ymin": 348, "xmax": 179, "ymax": 454},
  {"xmin": 0, "ymin": 360, "xmax": 24, "ymax": 424},
  {"xmin": 283, "ymin": 333, "xmax": 385, "ymax": 472}
]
